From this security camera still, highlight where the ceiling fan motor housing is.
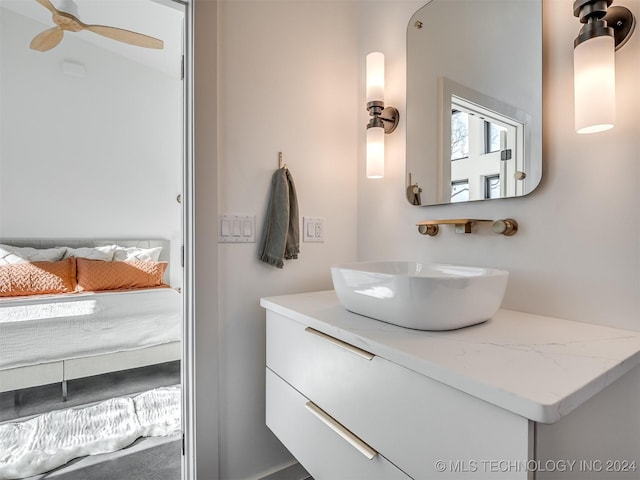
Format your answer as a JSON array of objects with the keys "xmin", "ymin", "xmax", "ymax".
[{"xmin": 57, "ymin": 0, "xmax": 79, "ymax": 18}]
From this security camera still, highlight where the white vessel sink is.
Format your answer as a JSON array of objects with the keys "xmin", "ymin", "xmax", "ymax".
[{"xmin": 330, "ymin": 261, "xmax": 508, "ymax": 331}]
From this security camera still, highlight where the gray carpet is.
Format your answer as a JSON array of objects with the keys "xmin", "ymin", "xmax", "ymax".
[
  {"xmin": 1, "ymin": 362, "xmax": 181, "ymax": 480},
  {"xmin": 32, "ymin": 437, "xmax": 181, "ymax": 480}
]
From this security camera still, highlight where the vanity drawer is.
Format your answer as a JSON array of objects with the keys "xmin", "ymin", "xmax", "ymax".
[
  {"xmin": 266, "ymin": 310, "xmax": 531, "ymax": 479},
  {"xmin": 266, "ymin": 368, "xmax": 411, "ymax": 480}
]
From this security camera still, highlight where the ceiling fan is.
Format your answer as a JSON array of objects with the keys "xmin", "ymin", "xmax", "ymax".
[{"xmin": 30, "ymin": 0, "xmax": 164, "ymax": 52}]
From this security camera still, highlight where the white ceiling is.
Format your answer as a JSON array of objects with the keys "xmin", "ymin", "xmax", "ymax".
[{"xmin": 0, "ymin": 0, "xmax": 184, "ymax": 78}]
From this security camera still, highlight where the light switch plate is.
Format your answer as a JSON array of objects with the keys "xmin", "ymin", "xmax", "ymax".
[
  {"xmin": 303, "ymin": 217, "xmax": 325, "ymax": 243},
  {"xmin": 219, "ymin": 214, "xmax": 256, "ymax": 243}
]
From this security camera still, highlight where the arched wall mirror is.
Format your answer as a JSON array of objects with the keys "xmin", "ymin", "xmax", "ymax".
[{"xmin": 406, "ymin": 0, "xmax": 542, "ymax": 206}]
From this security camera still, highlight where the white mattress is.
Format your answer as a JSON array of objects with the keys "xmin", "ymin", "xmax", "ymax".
[{"xmin": 0, "ymin": 288, "xmax": 181, "ymax": 370}]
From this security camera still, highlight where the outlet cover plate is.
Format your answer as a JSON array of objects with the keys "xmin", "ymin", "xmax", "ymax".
[{"xmin": 303, "ymin": 217, "xmax": 325, "ymax": 243}]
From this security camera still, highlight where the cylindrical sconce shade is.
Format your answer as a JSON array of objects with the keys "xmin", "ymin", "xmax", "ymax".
[
  {"xmin": 366, "ymin": 126, "xmax": 385, "ymax": 179},
  {"xmin": 366, "ymin": 52, "xmax": 385, "ymax": 104},
  {"xmin": 574, "ymin": 35, "xmax": 616, "ymax": 134}
]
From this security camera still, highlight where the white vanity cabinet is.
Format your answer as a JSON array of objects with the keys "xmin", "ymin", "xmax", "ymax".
[
  {"xmin": 266, "ymin": 311, "xmax": 531, "ymax": 479},
  {"xmin": 263, "ymin": 291, "xmax": 640, "ymax": 480}
]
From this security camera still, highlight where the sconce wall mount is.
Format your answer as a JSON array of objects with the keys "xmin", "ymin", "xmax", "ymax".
[
  {"xmin": 366, "ymin": 102, "xmax": 399, "ymax": 134},
  {"xmin": 574, "ymin": 0, "xmax": 636, "ymax": 50}
]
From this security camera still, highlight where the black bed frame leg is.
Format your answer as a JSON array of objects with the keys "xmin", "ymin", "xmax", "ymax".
[{"xmin": 62, "ymin": 380, "xmax": 68, "ymax": 402}]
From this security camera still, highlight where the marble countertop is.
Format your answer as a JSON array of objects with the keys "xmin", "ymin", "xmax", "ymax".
[{"xmin": 260, "ymin": 290, "xmax": 640, "ymax": 424}]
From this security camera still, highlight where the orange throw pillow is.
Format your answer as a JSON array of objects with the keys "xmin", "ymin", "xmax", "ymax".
[
  {"xmin": 0, "ymin": 257, "xmax": 77, "ymax": 297},
  {"xmin": 76, "ymin": 258, "xmax": 168, "ymax": 292}
]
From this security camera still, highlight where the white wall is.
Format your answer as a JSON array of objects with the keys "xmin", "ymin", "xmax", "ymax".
[
  {"xmin": 357, "ymin": 0, "xmax": 640, "ymax": 332},
  {"xmin": 0, "ymin": 10, "xmax": 183, "ymax": 285},
  {"xmin": 216, "ymin": 1, "xmax": 358, "ymax": 478}
]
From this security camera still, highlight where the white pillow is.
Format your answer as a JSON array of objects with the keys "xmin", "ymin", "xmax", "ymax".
[
  {"xmin": 0, "ymin": 244, "xmax": 67, "ymax": 265},
  {"xmin": 63, "ymin": 245, "xmax": 117, "ymax": 261},
  {"xmin": 113, "ymin": 246, "xmax": 162, "ymax": 262}
]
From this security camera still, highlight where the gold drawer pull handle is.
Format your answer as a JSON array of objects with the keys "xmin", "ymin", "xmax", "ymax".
[
  {"xmin": 305, "ymin": 327, "xmax": 374, "ymax": 361},
  {"xmin": 305, "ymin": 402, "xmax": 378, "ymax": 460}
]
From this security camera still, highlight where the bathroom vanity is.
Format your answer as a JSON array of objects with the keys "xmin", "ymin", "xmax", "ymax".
[{"xmin": 262, "ymin": 290, "xmax": 640, "ymax": 479}]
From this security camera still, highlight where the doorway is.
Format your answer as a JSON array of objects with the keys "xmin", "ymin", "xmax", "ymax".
[{"xmin": 0, "ymin": 1, "xmax": 189, "ymax": 478}]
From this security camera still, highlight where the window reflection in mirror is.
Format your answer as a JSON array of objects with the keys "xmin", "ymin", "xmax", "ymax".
[
  {"xmin": 449, "ymin": 102, "xmax": 516, "ymax": 202},
  {"xmin": 443, "ymin": 79, "xmax": 529, "ymax": 203},
  {"xmin": 451, "ymin": 110, "xmax": 469, "ymax": 161},
  {"xmin": 451, "ymin": 179, "xmax": 469, "ymax": 203}
]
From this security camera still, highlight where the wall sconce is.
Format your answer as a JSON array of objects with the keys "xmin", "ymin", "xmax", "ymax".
[
  {"xmin": 573, "ymin": 0, "xmax": 636, "ymax": 134},
  {"xmin": 366, "ymin": 52, "xmax": 399, "ymax": 178}
]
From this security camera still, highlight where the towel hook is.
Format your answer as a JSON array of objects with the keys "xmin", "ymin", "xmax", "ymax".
[{"xmin": 279, "ymin": 152, "xmax": 287, "ymax": 170}]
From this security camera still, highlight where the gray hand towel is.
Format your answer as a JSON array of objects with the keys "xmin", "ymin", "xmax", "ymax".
[
  {"xmin": 284, "ymin": 169, "xmax": 300, "ymax": 260},
  {"xmin": 259, "ymin": 167, "xmax": 300, "ymax": 268}
]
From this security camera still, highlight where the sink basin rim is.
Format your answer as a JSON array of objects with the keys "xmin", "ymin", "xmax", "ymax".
[
  {"xmin": 331, "ymin": 261, "xmax": 508, "ymax": 279},
  {"xmin": 330, "ymin": 261, "xmax": 509, "ymax": 331}
]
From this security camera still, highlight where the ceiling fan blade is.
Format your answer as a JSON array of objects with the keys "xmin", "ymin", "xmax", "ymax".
[
  {"xmin": 85, "ymin": 25, "xmax": 164, "ymax": 49},
  {"xmin": 34, "ymin": 0, "xmax": 59, "ymax": 15},
  {"xmin": 30, "ymin": 27, "xmax": 64, "ymax": 52}
]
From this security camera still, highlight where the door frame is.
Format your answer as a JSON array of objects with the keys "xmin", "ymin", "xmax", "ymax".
[
  {"xmin": 182, "ymin": 0, "xmax": 221, "ymax": 478},
  {"xmin": 181, "ymin": 0, "xmax": 196, "ymax": 477}
]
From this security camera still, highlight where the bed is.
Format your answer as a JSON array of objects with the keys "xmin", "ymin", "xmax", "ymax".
[{"xmin": 0, "ymin": 239, "xmax": 181, "ymax": 401}]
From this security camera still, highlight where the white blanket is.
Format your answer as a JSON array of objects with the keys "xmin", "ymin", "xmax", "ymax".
[
  {"xmin": 0, "ymin": 289, "xmax": 181, "ymax": 370},
  {"xmin": 0, "ymin": 386, "xmax": 181, "ymax": 479}
]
